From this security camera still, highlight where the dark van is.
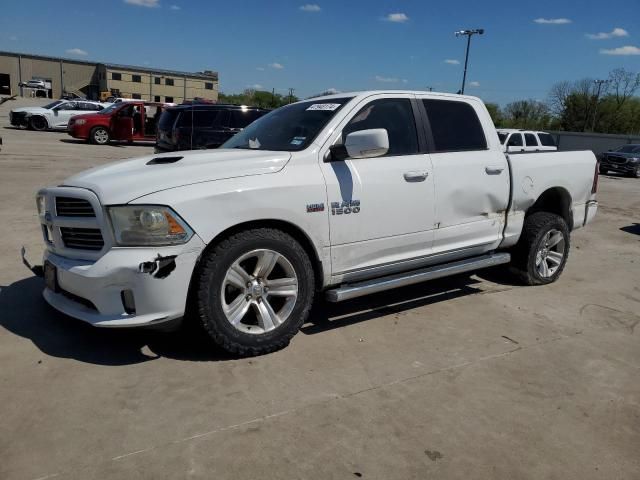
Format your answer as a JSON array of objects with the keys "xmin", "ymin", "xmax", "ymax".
[{"xmin": 155, "ymin": 104, "xmax": 269, "ymax": 153}]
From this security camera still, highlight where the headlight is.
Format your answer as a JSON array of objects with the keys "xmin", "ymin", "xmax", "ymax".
[
  {"xmin": 629, "ymin": 157, "xmax": 639, "ymax": 163},
  {"xmin": 108, "ymin": 205, "xmax": 194, "ymax": 246},
  {"xmin": 74, "ymin": 119, "xmax": 86, "ymax": 125},
  {"xmin": 36, "ymin": 195, "xmax": 45, "ymax": 215}
]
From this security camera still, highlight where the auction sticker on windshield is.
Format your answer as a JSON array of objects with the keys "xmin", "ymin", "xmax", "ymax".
[{"xmin": 306, "ymin": 103, "xmax": 341, "ymax": 111}]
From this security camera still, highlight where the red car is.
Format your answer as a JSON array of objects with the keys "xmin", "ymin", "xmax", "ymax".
[{"xmin": 68, "ymin": 101, "xmax": 167, "ymax": 145}]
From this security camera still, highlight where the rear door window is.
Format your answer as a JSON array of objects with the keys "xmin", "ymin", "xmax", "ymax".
[
  {"xmin": 229, "ymin": 110, "xmax": 265, "ymax": 129},
  {"xmin": 537, "ymin": 133, "xmax": 556, "ymax": 147},
  {"xmin": 422, "ymin": 99, "xmax": 487, "ymax": 152},
  {"xmin": 507, "ymin": 133, "xmax": 523, "ymax": 147},
  {"xmin": 524, "ymin": 133, "xmax": 539, "ymax": 147},
  {"xmin": 158, "ymin": 109, "xmax": 180, "ymax": 131},
  {"xmin": 178, "ymin": 110, "xmax": 224, "ymax": 128}
]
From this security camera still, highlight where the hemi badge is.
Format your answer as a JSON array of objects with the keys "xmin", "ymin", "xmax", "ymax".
[{"xmin": 306, "ymin": 203, "xmax": 325, "ymax": 213}]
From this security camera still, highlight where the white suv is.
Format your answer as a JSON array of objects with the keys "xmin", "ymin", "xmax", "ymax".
[
  {"xmin": 9, "ymin": 100, "xmax": 108, "ymax": 131},
  {"xmin": 497, "ymin": 129, "xmax": 557, "ymax": 153}
]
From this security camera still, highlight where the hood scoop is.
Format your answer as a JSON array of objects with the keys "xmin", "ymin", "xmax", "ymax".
[{"xmin": 146, "ymin": 156, "xmax": 183, "ymax": 165}]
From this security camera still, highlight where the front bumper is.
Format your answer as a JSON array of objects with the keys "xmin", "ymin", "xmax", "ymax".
[
  {"xmin": 10, "ymin": 111, "xmax": 28, "ymax": 127},
  {"xmin": 67, "ymin": 123, "xmax": 90, "ymax": 140},
  {"xmin": 601, "ymin": 160, "xmax": 639, "ymax": 175},
  {"xmin": 41, "ymin": 239, "xmax": 206, "ymax": 327}
]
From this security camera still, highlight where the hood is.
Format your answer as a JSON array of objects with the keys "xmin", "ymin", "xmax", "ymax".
[
  {"xmin": 607, "ymin": 151, "xmax": 640, "ymax": 159},
  {"xmin": 11, "ymin": 107, "xmax": 49, "ymax": 115},
  {"xmin": 61, "ymin": 149, "xmax": 291, "ymax": 204}
]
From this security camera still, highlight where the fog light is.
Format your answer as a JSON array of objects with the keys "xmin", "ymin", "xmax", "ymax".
[{"xmin": 121, "ymin": 289, "xmax": 136, "ymax": 314}]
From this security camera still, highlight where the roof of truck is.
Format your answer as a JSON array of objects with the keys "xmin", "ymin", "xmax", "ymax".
[{"xmin": 303, "ymin": 90, "xmax": 481, "ymax": 103}]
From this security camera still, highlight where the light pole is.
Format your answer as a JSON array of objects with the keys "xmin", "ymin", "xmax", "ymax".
[
  {"xmin": 455, "ymin": 29, "xmax": 484, "ymax": 94},
  {"xmin": 590, "ymin": 79, "xmax": 609, "ymax": 132}
]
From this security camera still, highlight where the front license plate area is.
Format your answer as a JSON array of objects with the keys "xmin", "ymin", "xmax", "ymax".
[{"xmin": 44, "ymin": 261, "xmax": 59, "ymax": 292}]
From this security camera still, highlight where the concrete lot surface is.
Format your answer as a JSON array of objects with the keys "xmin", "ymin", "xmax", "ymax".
[{"xmin": 0, "ymin": 99, "xmax": 639, "ymax": 479}]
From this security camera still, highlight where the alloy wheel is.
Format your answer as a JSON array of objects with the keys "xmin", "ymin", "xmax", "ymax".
[
  {"xmin": 94, "ymin": 128, "xmax": 109, "ymax": 144},
  {"xmin": 220, "ymin": 249, "xmax": 298, "ymax": 334},
  {"xmin": 535, "ymin": 229, "xmax": 566, "ymax": 278}
]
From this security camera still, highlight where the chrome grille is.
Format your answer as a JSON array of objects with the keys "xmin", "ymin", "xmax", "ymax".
[
  {"xmin": 606, "ymin": 155, "xmax": 627, "ymax": 165},
  {"xmin": 60, "ymin": 227, "xmax": 104, "ymax": 250},
  {"xmin": 55, "ymin": 197, "xmax": 96, "ymax": 217}
]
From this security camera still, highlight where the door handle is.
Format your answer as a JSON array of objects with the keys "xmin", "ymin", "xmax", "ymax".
[
  {"xmin": 485, "ymin": 166, "xmax": 504, "ymax": 175},
  {"xmin": 403, "ymin": 171, "xmax": 429, "ymax": 182}
]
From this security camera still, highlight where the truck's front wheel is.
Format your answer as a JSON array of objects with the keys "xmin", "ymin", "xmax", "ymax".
[
  {"xmin": 511, "ymin": 212, "xmax": 570, "ymax": 286},
  {"xmin": 196, "ymin": 228, "xmax": 315, "ymax": 356}
]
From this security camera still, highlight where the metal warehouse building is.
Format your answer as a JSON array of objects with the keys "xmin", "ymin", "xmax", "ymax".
[{"xmin": 0, "ymin": 51, "xmax": 219, "ymax": 103}]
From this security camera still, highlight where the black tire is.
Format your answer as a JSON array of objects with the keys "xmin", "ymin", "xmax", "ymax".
[
  {"xmin": 29, "ymin": 116, "xmax": 48, "ymax": 131},
  {"xmin": 196, "ymin": 228, "xmax": 315, "ymax": 356},
  {"xmin": 90, "ymin": 126, "xmax": 110, "ymax": 145},
  {"xmin": 599, "ymin": 166, "xmax": 607, "ymax": 175},
  {"xmin": 631, "ymin": 166, "xmax": 640, "ymax": 178},
  {"xmin": 510, "ymin": 212, "xmax": 570, "ymax": 286}
]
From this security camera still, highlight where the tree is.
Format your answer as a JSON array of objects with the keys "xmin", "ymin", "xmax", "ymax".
[
  {"xmin": 484, "ymin": 102, "xmax": 503, "ymax": 126},
  {"xmin": 501, "ymin": 100, "xmax": 551, "ymax": 130},
  {"xmin": 548, "ymin": 68, "xmax": 640, "ymax": 134},
  {"xmin": 218, "ymin": 89, "xmax": 298, "ymax": 109}
]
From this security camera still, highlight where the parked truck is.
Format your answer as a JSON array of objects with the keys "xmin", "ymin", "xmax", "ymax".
[{"xmin": 30, "ymin": 91, "xmax": 598, "ymax": 355}]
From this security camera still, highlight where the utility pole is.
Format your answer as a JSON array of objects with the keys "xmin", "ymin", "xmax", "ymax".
[
  {"xmin": 271, "ymin": 88, "xmax": 275, "ymax": 107},
  {"xmin": 426, "ymin": 86, "xmax": 433, "ymax": 92},
  {"xmin": 288, "ymin": 87, "xmax": 294, "ymax": 104},
  {"xmin": 454, "ymin": 29, "xmax": 484, "ymax": 94},
  {"xmin": 590, "ymin": 79, "xmax": 609, "ymax": 132}
]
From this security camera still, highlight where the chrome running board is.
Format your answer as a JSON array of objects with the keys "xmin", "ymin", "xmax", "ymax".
[{"xmin": 325, "ymin": 252, "xmax": 511, "ymax": 302}]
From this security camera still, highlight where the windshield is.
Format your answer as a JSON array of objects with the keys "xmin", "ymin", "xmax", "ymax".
[
  {"xmin": 221, "ymin": 98, "xmax": 353, "ymax": 151},
  {"xmin": 616, "ymin": 145, "xmax": 640, "ymax": 153},
  {"xmin": 44, "ymin": 100, "xmax": 63, "ymax": 109},
  {"xmin": 497, "ymin": 132, "xmax": 508, "ymax": 144},
  {"xmin": 98, "ymin": 103, "xmax": 123, "ymax": 115}
]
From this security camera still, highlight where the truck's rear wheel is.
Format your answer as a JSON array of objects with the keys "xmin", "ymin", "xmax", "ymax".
[
  {"xmin": 29, "ymin": 116, "xmax": 48, "ymax": 131},
  {"xmin": 196, "ymin": 228, "xmax": 315, "ymax": 356},
  {"xmin": 90, "ymin": 126, "xmax": 110, "ymax": 145},
  {"xmin": 511, "ymin": 212, "xmax": 570, "ymax": 286}
]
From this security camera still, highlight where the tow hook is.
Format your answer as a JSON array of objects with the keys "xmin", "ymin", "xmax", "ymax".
[{"xmin": 21, "ymin": 246, "xmax": 43, "ymax": 277}]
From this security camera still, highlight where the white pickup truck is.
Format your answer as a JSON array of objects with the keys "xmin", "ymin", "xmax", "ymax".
[{"xmin": 31, "ymin": 91, "xmax": 599, "ymax": 355}]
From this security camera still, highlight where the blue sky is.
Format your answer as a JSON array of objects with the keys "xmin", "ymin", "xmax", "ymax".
[{"xmin": 0, "ymin": 0, "xmax": 638, "ymax": 105}]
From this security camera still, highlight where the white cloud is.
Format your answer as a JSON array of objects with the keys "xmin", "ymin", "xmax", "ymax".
[
  {"xmin": 402, "ymin": 79, "xmax": 408, "ymax": 84},
  {"xmin": 268, "ymin": 62, "xmax": 284, "ymax": 69},
  {"xmin": 300, "ymin": 4, "xmax": 321, "ymax": 12},
  {"xmin": 249, "ymin": 84, "xmax": 264, "ymax": 90},
  {"xmin": 469, "ymin": 81, "xmax": 480, "ymax": 87},
  {"xmin": 256, "ymin": 67, "xmax": 265, "ymax": 71},
  {"xmin": 600, "ymin": 45, "xmax": 640, "ymax": 56},
  {"xmin": 384, "ymin": 13, "xmax": 409, "ymax": 23},
  {"xmin": 533, "ymin": 18, "xmax": 572, "ymax": 25},
  {"xmin": 66, "ymin": 48, "xmax": 88, "ymax": 56},
  {"xmin": 170, "ymin": 4, "xmax": 180, "ymax": 10},
  {"xmin": 324, "ymin": 88, "xmax": 340, "ymax": 94},
  {"xmin": 586, "ymin": 27, "xmax": 629, "ymax": 40},
  {"xmin": 375, "ymin": 75, "xmax": 399, "ymax": 83},
  {"xmin": 9, "ymin": 35, "xmax": 17, "ymax": 41},
  {"xmin": 124, "ymin": 0, "xmax": 160, "ymax": 6},
  {"xmin": 444, "ymin": 59, "xmax": 460, "ymax": 65}
]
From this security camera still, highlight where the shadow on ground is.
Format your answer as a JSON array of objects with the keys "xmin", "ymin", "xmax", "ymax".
[
  {"xmin": 620, "ymin": 223, "xmax": 640, "ymax": 236},
  {"xmin": 1, "ymin": 267, "xmax": 514, "ymax": 365},
  {"xmin": 0, "ymin": 276, "xmax": 231, "ymax": 366}
]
